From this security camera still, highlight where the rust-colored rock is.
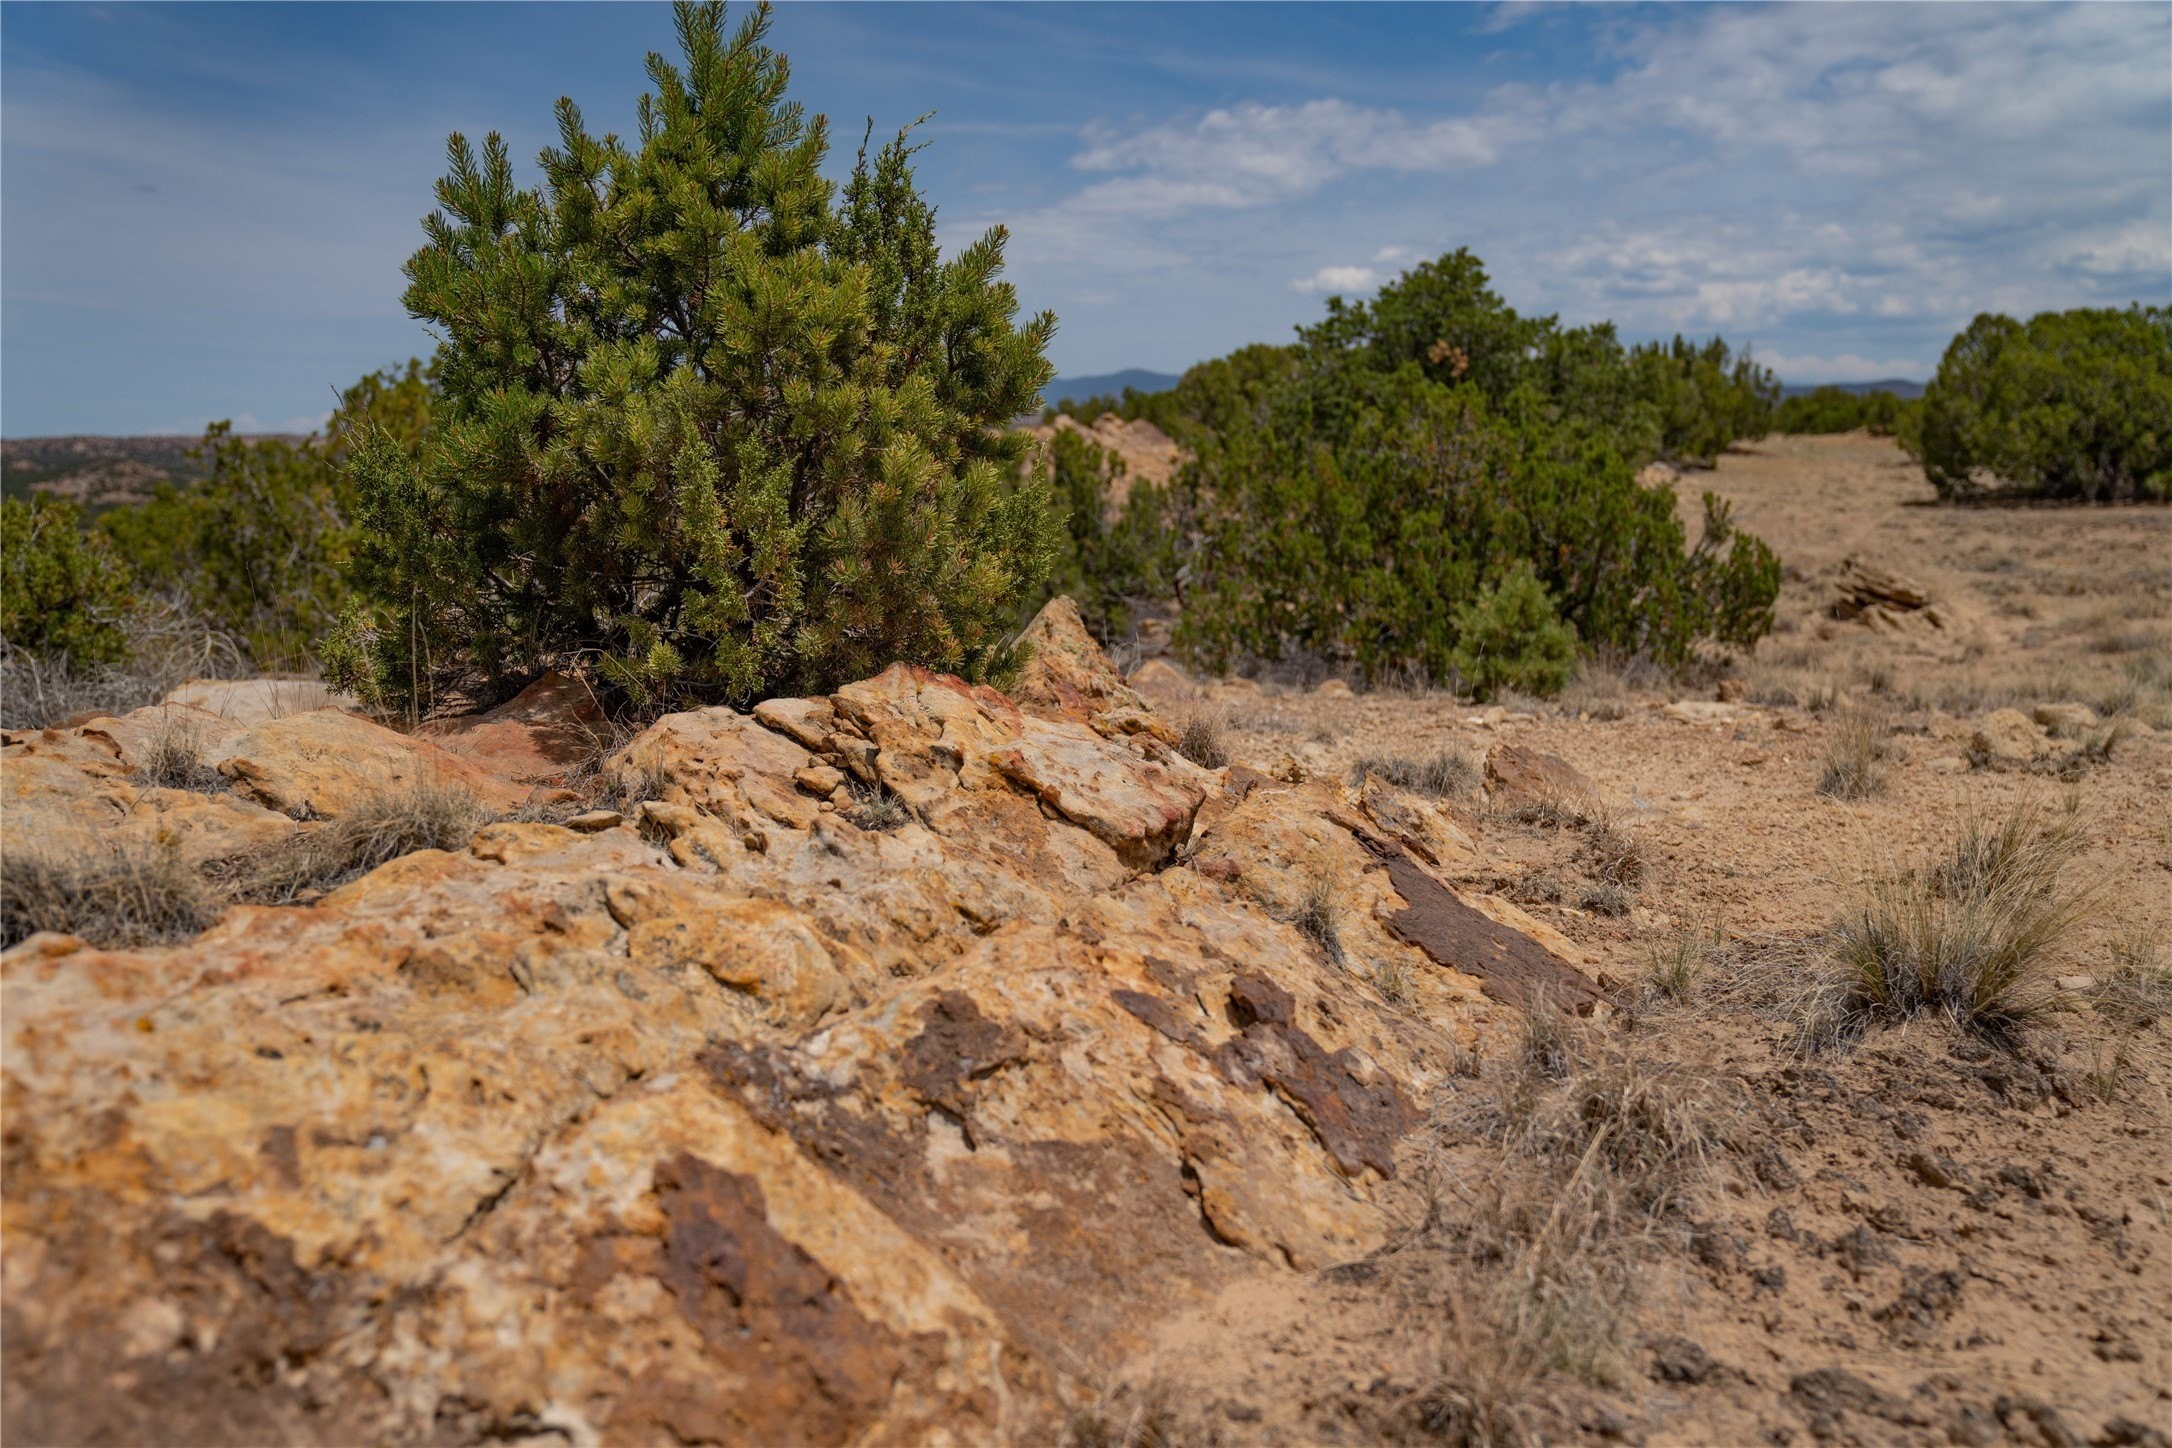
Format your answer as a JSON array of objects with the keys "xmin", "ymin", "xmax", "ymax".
[
  {"xmin": 218, "ymin": 708, "xmax": 531, "ymax": 816},
  {"xmin": 420, "ymin": 670, "xmax": 608, "ymax": 786},
  {"xmin": 0, "ymin": 648, "xmax": 1580, "ymax": 1443},
  {"xmin": 1485, "ymin": 743, "xmax": 1599, "ymax": 815}
]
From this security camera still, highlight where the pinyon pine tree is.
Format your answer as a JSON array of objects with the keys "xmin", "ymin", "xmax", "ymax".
[{"xmin": 327, "ymin": 1, "xmax": 1058, "ymax": 713}]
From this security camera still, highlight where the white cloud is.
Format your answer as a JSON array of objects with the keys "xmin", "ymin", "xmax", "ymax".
[
  {"xmin": 996, "ymin": 0, "xmax": 2168, "ymax": 374},
  {"xmin": 2051, "ymin": 219, "xmax": 2172, "ymax": 279},
  {"xmin": 1292, "ymin": 264, "xmax": 1381, "ymax": 295}
]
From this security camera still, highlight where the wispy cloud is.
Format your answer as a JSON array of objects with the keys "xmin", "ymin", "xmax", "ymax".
[{"xmin": 989, "ymin": 1, "xmax": 2168, "ymax": 376}]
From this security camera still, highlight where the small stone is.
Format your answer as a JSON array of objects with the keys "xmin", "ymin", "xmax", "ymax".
[
  {"xmin": 564, "ymin": 809, "xmax": 622, "ymax": 833},
  {"xmin": 795, "ymin": 763, "xmax": 846, "ymax": 796},
  {"xmin": 1971, "ymin": 708, "xmax": 2045, "ymax": 763},
  {"xmin": 2055, "ymin": 975, "xmax": 2097, "ymax": 992},
  {"xmin": 1925, "ymin": 756, "xmax": 1969, "ymax": 774},
  {"xmin": 1315, "ymin": 679, "xmax": 1354, "ymax": 699}
]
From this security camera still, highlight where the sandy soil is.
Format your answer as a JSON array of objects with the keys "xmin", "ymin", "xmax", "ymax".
[{"xmin": 1098, "ymin": 435, "xmax": 2172, "ymax": 1446}]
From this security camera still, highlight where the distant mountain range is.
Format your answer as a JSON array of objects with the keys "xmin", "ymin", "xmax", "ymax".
[
  {"xmin": 1, "ymin": 433, "xmax": 303, "ymax": 512},
  {"xmin": 1039, "ymin": 369, "xmax": 1183, "ymax": 407}
]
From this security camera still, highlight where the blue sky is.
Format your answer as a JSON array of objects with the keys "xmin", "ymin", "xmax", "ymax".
[{"xmin": 4, "ymin": 1, "xmax": 2167, "ymax": 435}]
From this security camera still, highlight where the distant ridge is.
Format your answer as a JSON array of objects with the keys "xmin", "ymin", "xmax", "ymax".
[
  {"xmin": 1779, "ymin": 378, "xmax": 1924, "ymax": 400},
  {"xmin": 1042, "ymin": 369, "xmax": 1923, "ymax": 407},
  {"xmin": 1040, "ymin": 368, "xmax": 1182, "ymax": 406}
]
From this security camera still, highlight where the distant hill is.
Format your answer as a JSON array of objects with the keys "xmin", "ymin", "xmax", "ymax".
[
  {"xmin": 1, "ymin": 433, "xmax": 305, "ymax": 512},
  {"xmin": 1779, "ymin": 378, "xmax": 1924, "ymax": 400},
  {"xmin": 1040, "ymin": 369, "xmax": 1182, "ymax": 407}
]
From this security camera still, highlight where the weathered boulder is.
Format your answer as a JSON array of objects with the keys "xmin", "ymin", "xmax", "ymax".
[
  {"xmin": 162, "ymin": 676, "xmax": 358, "ymax": 723},
  {"xmin": 1129, "ymin": 655, "xmax": 1199, "ymax": 705},
  {"xmin": 1, "ymin": 648, "xmax": 1586, "ymax": 1444},
  {"xmin": 1971, "ymin": 707, "xmax": 2048, "ymax": 764},
  {"xmin": 1485, "ymin": 743, "xmax": 1599, "ymax": 815},
  {"xmin": 420, "ymin": 670, "xmax": 608, "ymax": 786},
  {"xmin": 217, "ymin": 708, "xmax": 531, "ymax": 816},
  {"xmin": 3, "ymin": 708, "xmax": 297, "ymax": 867},
  {"xmin": 1012, "ymin": 595, "xmax": 1172, "ymax": 743}
]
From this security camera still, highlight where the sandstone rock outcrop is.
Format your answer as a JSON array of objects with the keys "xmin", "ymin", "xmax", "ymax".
[
  {"xmin": 1, "ymin": 602, "xmax": 1598, "ymax": 1444},
  {"xmin": 163, "ymin": 676, "xmax": 357, "ymax": 723},
  {"xmin": 1020, "ymin": 411, "xmax": 1184, "ymax": 508},
  {"xmin": 420, "ymin": 670, "xmax": 610, "ymax": 787},
  {"xmin": 1831, "ymin": 557, "xmax": 1953, "ymax": 633}
]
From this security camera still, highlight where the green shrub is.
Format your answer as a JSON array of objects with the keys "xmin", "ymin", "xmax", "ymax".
[
  {"xmin": 1773, "ymin": 386, "xmax": 1917, "ymax": 437},
  {"xmin": 1040, "ymin": 428, "xmax": 1175, "ymax": 641},
  {"xmin": 1, "ymin": 496, "xmax": 133, "ymax": 668},
  {"xmin": 327, "ymin": 2, "xmax": 1056, "ymax": 714},
  {"xmin": 1169, "ymin": 360, "xmax": 1780, "ymax": 685},
  {"xmin": 1626, "ymin": 335, "xmax": 1778, "ymax": 464},
  {"xmin": 99, "ymin": 361, "xmax": 436, "ymax": 671},
  {"xmin": 1907, "ymin": 305, "xmax": 2172, "ymax": 503},
  {"xmin": 1449, "ymin": 562, "xmax": 1578, "ymax": 700}
]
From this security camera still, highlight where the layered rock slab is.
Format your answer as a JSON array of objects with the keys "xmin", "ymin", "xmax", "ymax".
[{"xmin": 2, "ymin": 622, "xmax": 1595, "ymax": 1444}]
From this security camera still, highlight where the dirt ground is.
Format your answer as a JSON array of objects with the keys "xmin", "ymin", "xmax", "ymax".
[{"xmin": 1099, "ymin": 435, "xmax": 2172, "ymax": 1447}]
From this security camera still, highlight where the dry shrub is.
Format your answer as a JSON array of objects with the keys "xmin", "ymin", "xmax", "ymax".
[
  {"xmin": 2089, "ymin": 924, "xmax": 2171, "ymax": 1030},
  {"xmin": 1580, "ymin": 805, "xmax": 1648, "ymax": 888},
  {"xmin": 1411, "ymin": 1011, "xmax": 1742, "ymax": 1436},
  {"xmin": 0, "ymin": 837, "xmax": 223, "ymax": 948},
  {"xmin": 132, "ymin": 718, "xmax": 227, "ymax": 794},
  {"xmin": 1291, "ymin": 868, "xmax": 1345, "ymax": 964},
  {"xmin": 1172, "ymin": 708, "xmax": 1229, "ymax": 770},
  {"xmin": 239, "ymin": 779, "xmax": 490, "ymax": 903},
  {"xmin": 1825, "ymin": 801, "xmax": 2087, "ymax": 1038},
  {"xmin": 1817, "ymin": 709, "xmax": 1891, "ymax": 799},
  {"xmin": 0, "ymin": 596, "xmax": 248, "ymax": 730},
  {"xmin": 1354, "ymin": 748, "xmax": 1481, "ymax": 799}
]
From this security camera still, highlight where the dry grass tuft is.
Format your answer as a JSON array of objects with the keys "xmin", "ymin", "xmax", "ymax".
[
  {"xmin": 239, "ymin": 780, "xmax": 490, "ymax": 904},
  {"xmin": 1065, "ymin": 1381, "xmax": 1172, "ymax": 1448},
  {"xmin": 1824, "ymin": 801, "xmax": 2087, "ymax": 1039},
  {"xmin": 844, "ymin": 778, "xmax": 911, "ymax": 832},
  {"xmin": 1579, "ymin": 883, "xmax": 1634, "ymax": 917},
  {"xmin": 1644, "ymin": 926, "xmax": 1714, "ymax": 1003},
  {"xmin": 1409, "ymin": 1013, "xmax": 1743, "ymax": 1433},
  {"xmin": 1291, "ymin": 869, "xmax": 1345, "ymax": 964},
  {"xmin": 1372, "ymin": 956, "xmax": 1411, "ymax": 1005},
  {"xmin": 1580, "ymin": 805, "xmax": 1649, "ymax": 888},
  {"xmin": 2089, "ymin": 924, "xmax": 2172, "ymax": 1030},
  {"xmin": 132, "ymin": 719, "xmax": 228, "ymax": 794},
  {"xmin": 1172, "ymin": 708, "xmax": 1229, "ymax": 770},
  {"xmin": 1817, "ymin": 710, "xmax": 1892, "ymax": 800},
  {"xmin": 1354, "ymin": 748, "xmax": 1481, "ymax": 799},
  {"xmin": 1, "ymin": 837, "xmax": 224, "ymax": 948}
]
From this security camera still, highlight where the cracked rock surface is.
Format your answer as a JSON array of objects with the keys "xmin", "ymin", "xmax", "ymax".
[{"xmin": 0, "ymin": 605, "xmax": 1588, "ymax": 1444}]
